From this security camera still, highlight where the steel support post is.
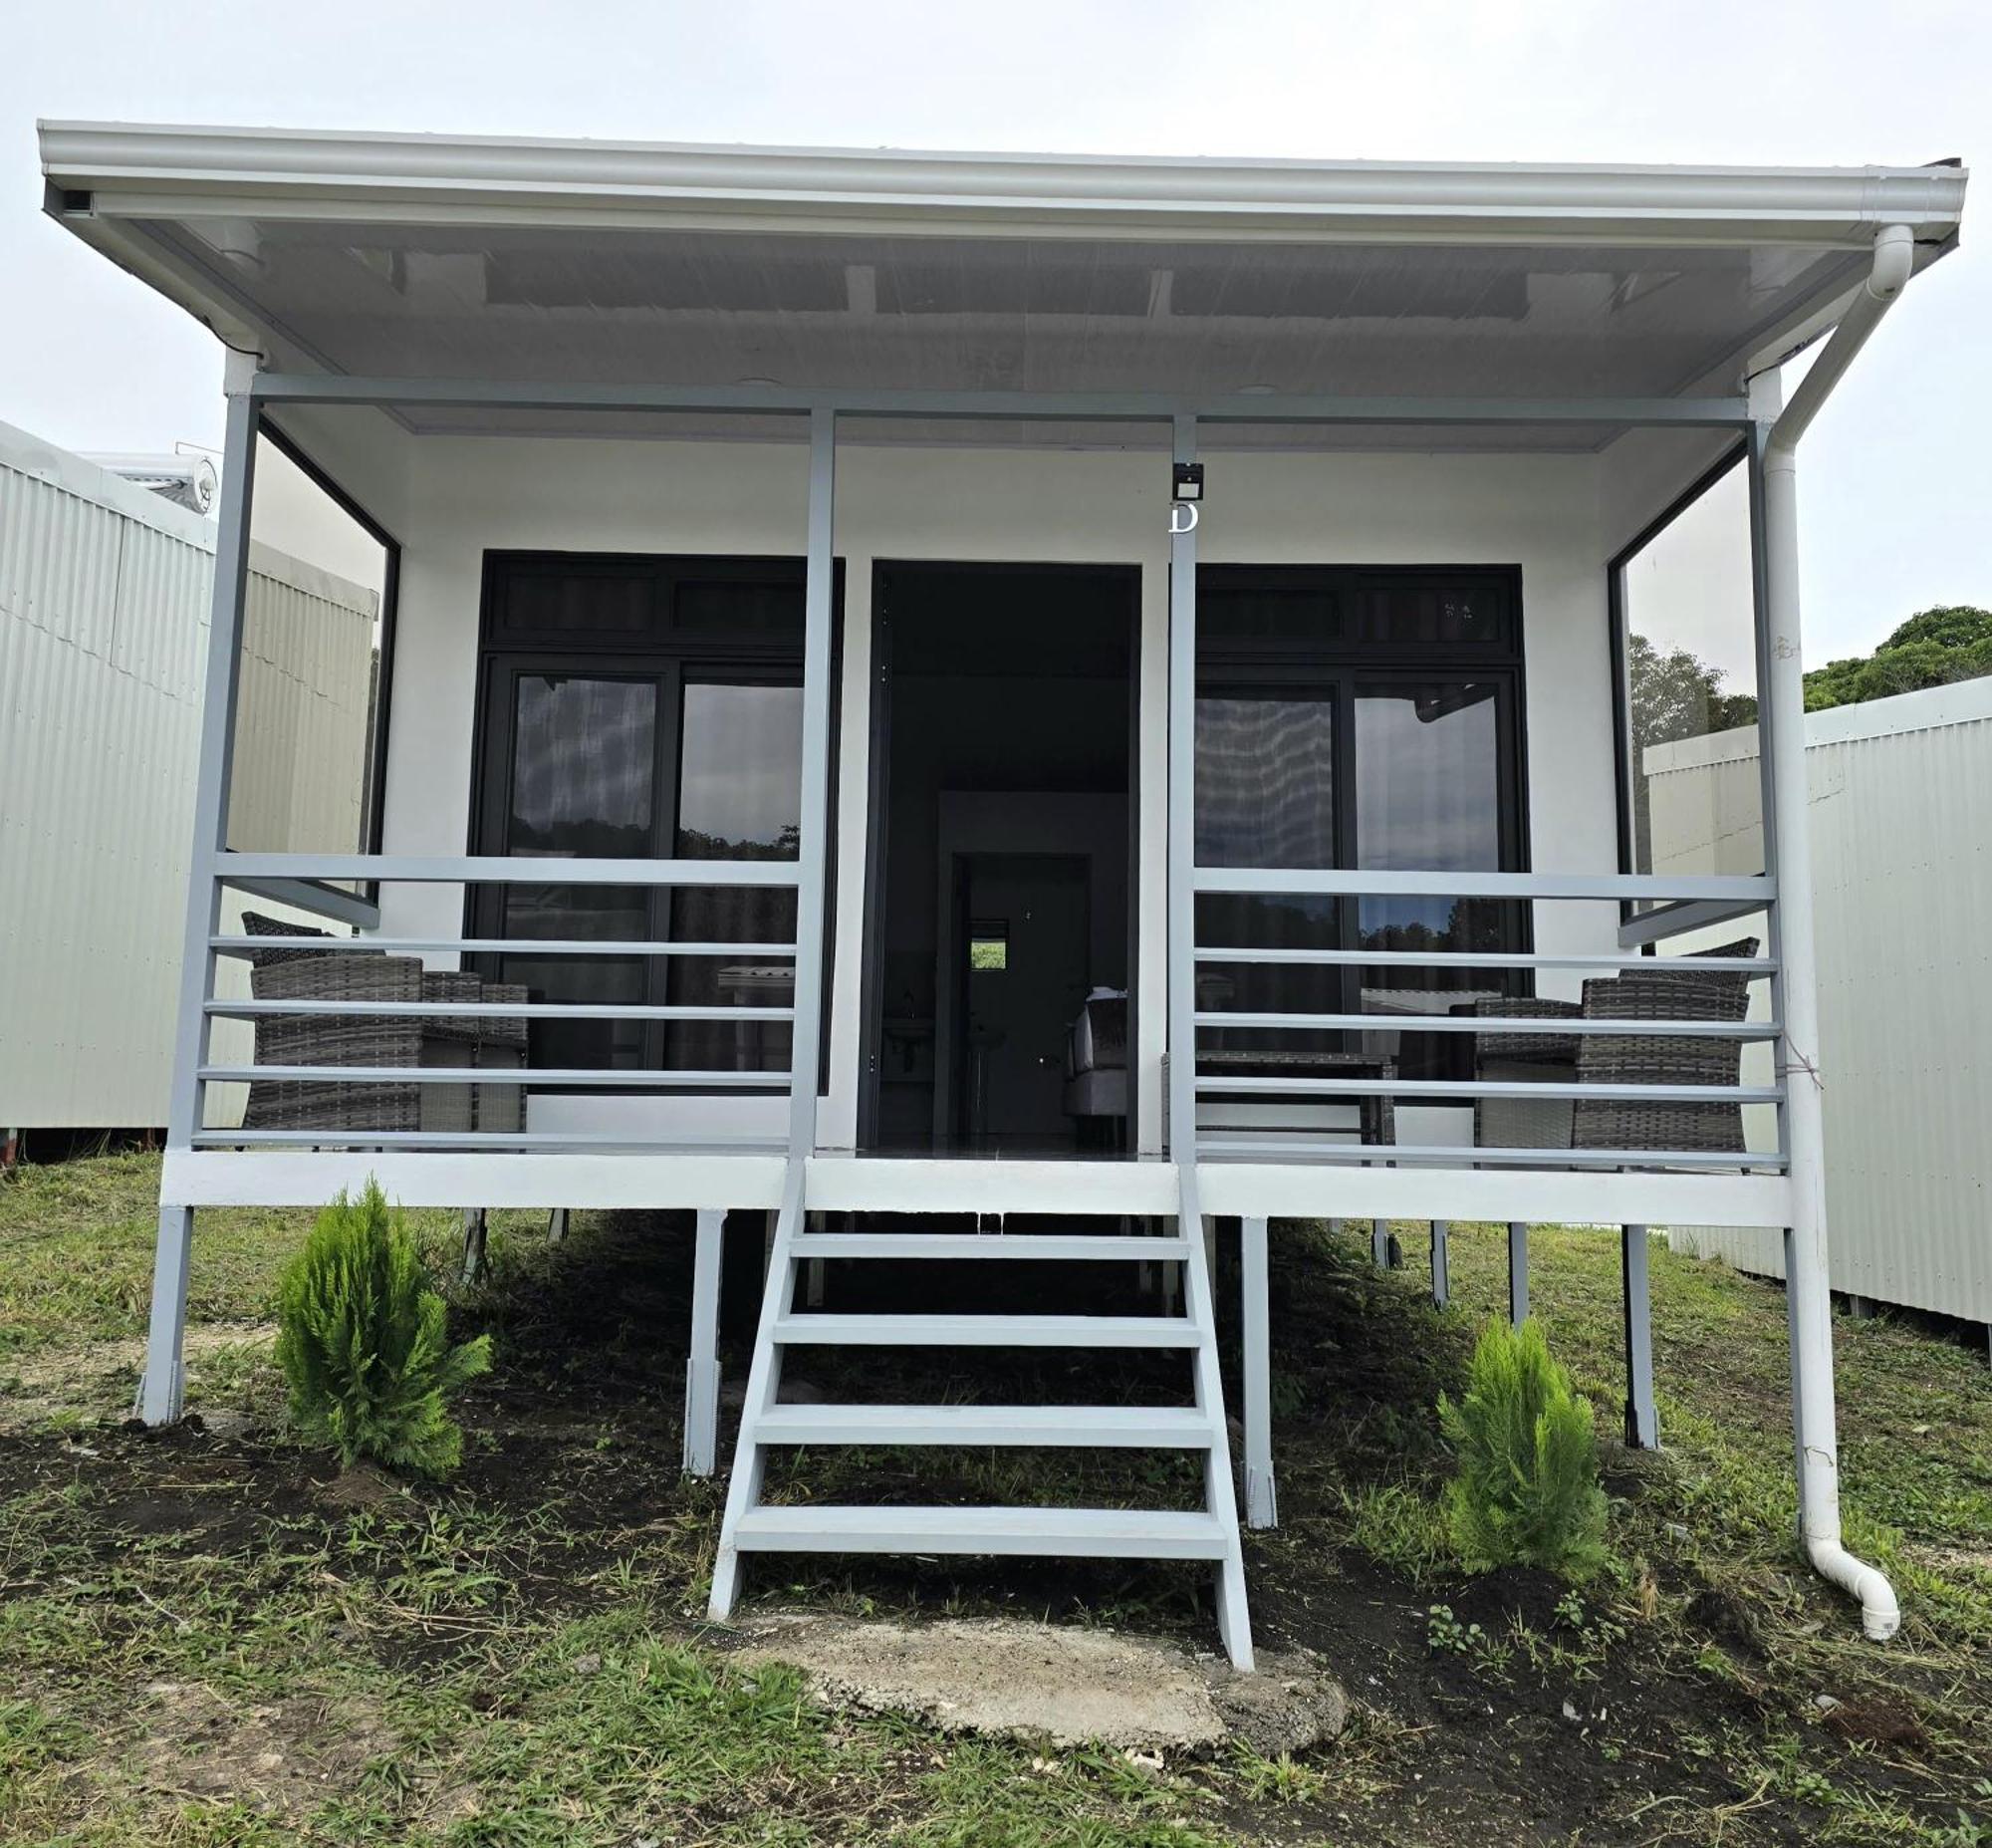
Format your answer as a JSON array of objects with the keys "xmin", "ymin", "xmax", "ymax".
[
  {"xmin": 140, "ymin": 370, "xmax": 257, "ymax": 1428},
  {"xmin": 788, "ymin": 408, "xmax": 837, "ymax": 1161},
  {"xmin": 1621, "ymin": 1224, "xmax": 1657, "ymax": 1448},
  {"xmin": 1508, "ymin": 1221, "xmax": 1529, "ymax": 1325},
  {"xmin": 1429, "ymin": 1219, "xmax": 1450, "ymax": 1308},
  {"xmin": 683, "ymin": 1207, "xmax": 725, "ymax": 1475},
  {"xmin": 1240, "ymin": 1215, "xmax": 1277, "ymax": 1528}
]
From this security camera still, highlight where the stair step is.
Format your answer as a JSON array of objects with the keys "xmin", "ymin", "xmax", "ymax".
[
  {"xmin": 730, "ymin": 1503, "xmax": 1231, "ymax": 1559},
  {"xmin": 771, "ymin": 1313, "xmax": 1200, "ymax": 1349},
  {"xmin": 794, "ymin": 1233, "xmax": 1190, "ymax": 1261},
  {"xmin": 754, "ymin": 1404, "xmax": 1212, "ymax": 1448}
]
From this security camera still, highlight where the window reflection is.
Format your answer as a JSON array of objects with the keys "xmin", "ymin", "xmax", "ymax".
[
  {"xmin": 1355, "ymin": 682, "xmax": 1513, "ymax": 1077},
  {"xmin": 503, "ymin": 675, "xmax": 657, "ymax": 1071},
  {"xmin": 667, "ymin": 679, "xmax": 803, "ymax": 1073}
]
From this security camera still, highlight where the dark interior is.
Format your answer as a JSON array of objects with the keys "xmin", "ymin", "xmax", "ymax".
[{"xmin": 864, "ymin": 564, "xmax": 1136, "ymax": 1153}]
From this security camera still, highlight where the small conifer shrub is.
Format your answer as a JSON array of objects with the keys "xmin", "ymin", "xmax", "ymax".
[
  {"xmin": 275, "ymin": 1180, "xmax": 491, "ymax": 1477},
  {"xmin": 1438, "ymin": 1317, "xmax": 1609, "ymax": 1578}
]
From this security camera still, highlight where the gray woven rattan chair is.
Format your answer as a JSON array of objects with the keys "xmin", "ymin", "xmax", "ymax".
[
  {"xmin": 239, "ymin": 918, "xmax": 525, "ymax": 1136},
  {"xmin": 1471, "ymin": 996, "xmax": 1582, "ymax": 1150},
  {"xmin": 1571, "ymin": 939, "xmax": 1760, "ymax": 1156}
]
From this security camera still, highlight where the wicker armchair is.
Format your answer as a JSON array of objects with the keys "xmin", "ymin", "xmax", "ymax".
[
  {"xmin": 1571, "ymin": 940, "xmax": 1760, "ymax": 1155},
  {"xmin": 1470, "ymin": 995, "xmax": 1583, "ymax": 1150},
  {"xmin": 238, "ymin": 914, "xmax": 528, "ymax": 1136}
]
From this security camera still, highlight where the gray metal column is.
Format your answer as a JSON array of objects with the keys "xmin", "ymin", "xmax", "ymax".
[
  {"xmin": 1166, "ymin": 414, "xmax": 1199, "ymax": 1159},
  {"xmin": 459, "ymin": 1208, "xmax": 489, "ymax": 1286},
  {"xmin": 1371, "ymin": 1218, "xmax": 1390, "ymax": 1269},
  {"xmin": 684, "ymin": 1207, "xmax": 725, "ymax": 1475},
  {"xmin": 1429, "ymin": 1219, "xmax": 1450, "ymax": 1308},
  {"xmin": 1507, "ymin": 1221, "xmax": 1529, "ymax": 1325},
  {"xmin": 788, "ymin": 408, "xmax": 837, "ymax": 1161},
  {"xmin": 140, "ymin": 371, "xmax": 258, "ymax": 1428},
  {"xmin": 1240, "ymin": 1214, "xmax": 1277, "ymax": 1528},
  {"xmin": 1621, "ymin": 1223, "xmax": 1657, "ymax": 1448}
]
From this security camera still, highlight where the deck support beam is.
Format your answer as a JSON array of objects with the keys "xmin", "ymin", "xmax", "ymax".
[
  {"xmin": 1240, "ymin": 1215, "xmax": 1276, "ymax": 1529},
  {"xmin": 1621, "ymin": 1223, "xmax": 1657, "ymax": 1449},
  {"xmin": 1507, "ymin": 1221, "xmax": 1530, "ymax": 1324},
  {"xmin": 1429, "ymin": 1219, "xmax": 1450, "ymax": 1308},
  {"xmin": 684, "ymin": 1207, "xmax": 726, "ymax": 1475}
]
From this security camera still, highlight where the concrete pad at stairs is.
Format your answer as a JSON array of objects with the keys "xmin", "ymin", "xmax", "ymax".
[{"xmin": 726, "ymin": 1612, "xmax": 1347, "ymax": 1755}]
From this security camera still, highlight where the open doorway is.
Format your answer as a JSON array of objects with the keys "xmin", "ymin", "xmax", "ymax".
[{"xmin": 860, "ymin": 564, "xmax": 1138, "ymax": 1154}]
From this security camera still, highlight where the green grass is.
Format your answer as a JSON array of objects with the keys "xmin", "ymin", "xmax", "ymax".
[{"xmin": 1, "ymin": 1160, "xmax": 1989, "ymax": 1845}]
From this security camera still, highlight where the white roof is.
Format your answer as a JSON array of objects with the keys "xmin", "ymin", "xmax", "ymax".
[{"xmin": 40, "ymin": 123, "xmax": 1967, "ymax": 447}]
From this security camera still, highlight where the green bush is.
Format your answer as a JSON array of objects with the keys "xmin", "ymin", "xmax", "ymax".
[
  {"xmin": 1438, "ymin": 1317, "xmax": 1608, "ymax": 1578},
  {"xmin": 275, "ymin": 1180, "xmax": 491, "ymax": 1477}
]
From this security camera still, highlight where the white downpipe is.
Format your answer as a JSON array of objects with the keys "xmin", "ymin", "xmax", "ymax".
[{"xmin": 1760, "ymin": 223, "xmax": 1913, "ymax": 1643}]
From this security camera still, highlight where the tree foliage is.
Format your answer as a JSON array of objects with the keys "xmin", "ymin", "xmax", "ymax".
[
  {"xmin": 1804, "ymin": 605, "xmax": 1992, "ymax": 711},
  {"xmin": 1438, "ymin": 1318, "xmax": 1609, "ymax": 1579},
  {"xmin": 275, "ymin": 1180, "xmax": 491, "ymax": 1477}
]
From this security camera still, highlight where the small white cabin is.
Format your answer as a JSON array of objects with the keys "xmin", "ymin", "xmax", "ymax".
[{"xmin": 38, "ymin": 122, "xmax": 1968, "ymax": 1665}]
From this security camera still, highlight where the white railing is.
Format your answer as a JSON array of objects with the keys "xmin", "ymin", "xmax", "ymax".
[
  {"xmin": 187, "ymin": 853, "xmax": 803, "ymax": 1153},
  {"xmin": 1187, "ymin": 867, "xmax": 1784, "ymax": 1174}
]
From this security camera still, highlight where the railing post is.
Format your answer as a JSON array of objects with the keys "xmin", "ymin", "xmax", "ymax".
[
  {"xmin": 1167, "ymin": 415, "xmax": 1198, "ymax": 1160},
  {"xmin": 142, "ymin": 359, "xmax": 258, "ymax": 1426},
  {"xmin": 789, "ymin": 408, "xmax": 836, "ymax": 1161}
]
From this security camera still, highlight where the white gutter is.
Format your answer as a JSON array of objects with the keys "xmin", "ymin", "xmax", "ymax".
[
  {"xmin": 1758, "ymin": 222, "xmax": 1914, "ymax": 1643},
  {"xmin": 40, "ymin": 122, "xmax": 1968, "ymax": 248}
]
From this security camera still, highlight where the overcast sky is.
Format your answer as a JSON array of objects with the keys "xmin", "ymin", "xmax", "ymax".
[{"xmin": 3, "ymin": 0, "xmax": 1984, "ymax": 662}]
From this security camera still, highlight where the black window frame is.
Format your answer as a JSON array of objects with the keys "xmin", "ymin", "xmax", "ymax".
[
  {"xmin": 1606, "ymin": 441, "xmax": 1751, "ymax": 911},
  {"xmin": 1195, "ymin": 564, "xmax": 1532, "ymax": 1067},
  {"xmin": 467, "ymin": 550, "xmax": 842, "ymax": 1092},
  {"xmin": 246, "ymin": 415, "xmax": 401, "ymax": 908}
]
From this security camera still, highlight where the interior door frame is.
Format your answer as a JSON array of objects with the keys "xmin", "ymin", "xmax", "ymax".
[
  {"xmin": 857, "ymin": 560, "xmax": 1143, "ymax": 1153},
  {"xmin": 932, "ymin": 800, "xmax": 1127, "ymax": 1148}
]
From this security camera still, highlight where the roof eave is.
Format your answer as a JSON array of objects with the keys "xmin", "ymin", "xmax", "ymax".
[{"xmin": 39, "ymin": 121, "xmax": 1969, "ymax": 250}]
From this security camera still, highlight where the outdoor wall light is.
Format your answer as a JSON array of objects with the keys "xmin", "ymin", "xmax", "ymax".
[{"xmin": 1171, "ymin": 461, "xmax": 1205, "ymax": 502}]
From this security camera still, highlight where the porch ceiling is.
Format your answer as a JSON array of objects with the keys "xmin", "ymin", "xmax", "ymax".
[{"xmin": 41, "ymin": 125, "xmax": 1966, "ymax": 450}]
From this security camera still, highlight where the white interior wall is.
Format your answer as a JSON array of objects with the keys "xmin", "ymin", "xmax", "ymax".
[{"xmin": 371, "ymin": 430, "xmax": 1635, "ymax": 1153}]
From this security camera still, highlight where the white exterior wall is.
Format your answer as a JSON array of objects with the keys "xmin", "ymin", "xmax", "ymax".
[
  {"xmin": 1649, "ymin": 679, "xmax": 1992, "ymax": 1325},
  {"xmin": 376, "ymin": 433, "xmax": 1625, "ymax": 1154},
  {"xmin": 0, "ymin": 421, "xmax": 377, "ymax": 1130}
]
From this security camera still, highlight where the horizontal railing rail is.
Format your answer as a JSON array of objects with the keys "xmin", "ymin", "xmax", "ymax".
[
  {"xmin": 219, "ymin": 852, "xmax": 801, "ymax": 888},
  {"xmin": 1189, "ymin": 865, "xmax": 1786, "ymax": 1175},
  {"xmin": 190, "ymin": 854, "xmax": 803, "ymax": 1155},
  {"xmin": 1193, "ymin": 868, "xmax": 1774, "ymax": 902},
  {"xmin": 1197, "ymin": 945, "xmax": 1777, "ymax": 971},
  {"xmin": 1192, "ymin": 1010, "xmax": 1776, "ymax": 1037},
  {"xmin": 207, "ymin": 1000, "xmax": 792, "ymax": 1021},
  {"xmin": 211, "ymin": 934, "xmax": 798, "ymax": 958}
]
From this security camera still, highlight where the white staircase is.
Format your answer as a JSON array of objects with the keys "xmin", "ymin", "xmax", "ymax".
[{"xmin": 707, "ymin": 1164, "xmax": 1254, "ymax": 1670}]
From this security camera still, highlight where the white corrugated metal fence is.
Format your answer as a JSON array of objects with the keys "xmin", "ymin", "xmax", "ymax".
[{"xmin": 0, "ymin": 420, "xmax": 377, "ymax": 1130}]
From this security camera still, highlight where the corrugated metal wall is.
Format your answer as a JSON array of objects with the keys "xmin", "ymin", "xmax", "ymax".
[
  {"xmin": 0, "ymin": 422, "xmax": 377, "ymax": 1130},
  {"xmin": 1647, "ymin": 680, "xmax": 1992, "ymax": 1324}
]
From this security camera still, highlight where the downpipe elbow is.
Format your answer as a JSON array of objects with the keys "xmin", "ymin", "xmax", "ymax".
[
  {"xmin": 1865, "ymin": 222, "xmax": 1914, "ymax": 302},
  {"xmin": 1808, "ymin": 1536, "xmax": 1901, "ymax": 1642}
]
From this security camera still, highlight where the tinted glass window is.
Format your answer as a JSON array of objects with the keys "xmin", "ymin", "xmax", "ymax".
[
  {"xmin": 1353, "ymin": 579, "xmax": 1509, "ymax": 646},
  {"xmin": 502, "ymin": 674, "xmax": 658, "ymax": 1070},
  {"xmin": 1195, "ymin": 694, "xmax": 1336, "ymax": 869},
  {"xmin": 667, "ymin": 678, "xmax": 803, "ymax": 1073}
]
